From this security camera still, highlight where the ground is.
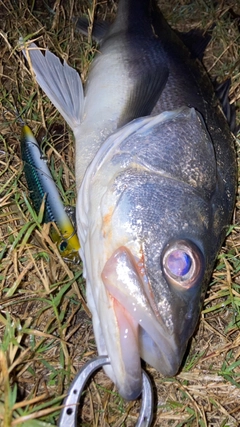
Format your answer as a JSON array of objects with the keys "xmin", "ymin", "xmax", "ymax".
[{"xmin": 0, "ymin": 0, "xmax": 240, "ymax": 426}]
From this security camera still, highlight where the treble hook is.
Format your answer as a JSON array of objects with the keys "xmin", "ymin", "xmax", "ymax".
[{"xmin": 58, "ymin": 356, "xmax": 153, "ymax": 427}]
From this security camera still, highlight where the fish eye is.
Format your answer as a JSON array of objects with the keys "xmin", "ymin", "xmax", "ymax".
[
  {"xmin": 59, "ymin": 240, "xmax": 68, "ymax": 252},
  {"xmin": 162, "ymin": 239, "xmax": 204, "ymax": 290}
]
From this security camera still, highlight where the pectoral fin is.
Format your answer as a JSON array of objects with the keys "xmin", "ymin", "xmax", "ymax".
[
  {"xmin": 118, "ymin": 63, "xmax": 169, "ymax": 127},
  {"xmin": 74, "ymin": 16, "xmax": 110, "ymax": 44}
]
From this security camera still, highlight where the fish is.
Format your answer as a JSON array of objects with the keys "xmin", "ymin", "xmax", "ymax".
[
  {"xmin": 77, "ymin": 104, "xmax": 236, "ymax": 399},
  {"xmin": 21, "ymin": 0, "xmax": 236, "ymax": 401},
  {"xmin": 21, "ymin": 124, "xmax": 80, "ymax": 263},
  {"xmin": 77, "ymin": 2, "xmax": 236, "ymax": 400}
]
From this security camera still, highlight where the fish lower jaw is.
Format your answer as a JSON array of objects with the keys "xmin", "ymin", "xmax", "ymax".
[
  {"xmin": 104, "ymin": 363, "xmax": 143, "ymax": 401},
  {"xmin": 101, "ymin": 246, "xmax": 182, "ymax": 383},
  {"xmin": 100, "ymin": 298, "xmax": 181, "ymax": 401},
  {"xmin": 106, "ymin": 297, "xmax": 143, "ymax": 401},
  {"xmin": 139, "ymin": 327, "xmax": 182, "ymax": 377}
]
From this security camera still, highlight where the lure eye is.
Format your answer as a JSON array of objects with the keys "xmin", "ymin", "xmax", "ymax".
[
  {"xmin": 59, "ymin": 240, "xmax": 68, "ymax": 252},
  {"xmin": 162, "ymin": 240, "xmax": 204, "ymax": 290}
]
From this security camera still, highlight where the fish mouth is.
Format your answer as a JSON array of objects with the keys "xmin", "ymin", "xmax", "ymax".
[{"xmin": 101, "ymin": 245, "xmax": 183, "ymax": 400}]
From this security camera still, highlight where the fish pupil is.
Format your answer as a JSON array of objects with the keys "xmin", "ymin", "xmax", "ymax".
[{"xmin": 167, "ymin": 250, "xmax": 192, "ymax": 277}]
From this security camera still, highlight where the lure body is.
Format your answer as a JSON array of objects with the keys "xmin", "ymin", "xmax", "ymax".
[{"xmin": 21, "ymin": 124, "xmax": 80, "ymax": 262}]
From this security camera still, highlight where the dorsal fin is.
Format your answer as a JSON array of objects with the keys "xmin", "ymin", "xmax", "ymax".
[
  {"xmin": 175, "ymin": 27, "xmax": 213, "ymax": 60},
  {"xmin": 214, "ymin": 79, "xmax": 237, "ymax": 134}
]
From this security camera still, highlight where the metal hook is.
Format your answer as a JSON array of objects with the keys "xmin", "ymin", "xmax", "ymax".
[{"xmin": 58, "ymin": 355, "xmax": 153, "ymax": 427}]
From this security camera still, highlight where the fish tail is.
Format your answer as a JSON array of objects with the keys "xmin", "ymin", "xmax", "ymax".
[
  {"xmin": 113, "ymin": 0, "xmax": 152, "ymax": 35},
  {"xmin": 22, "ymin": 43, "xmax": 84, "ymax": 132},
  {"xmin": 75, "ymin": 0, "xmax": 152, "ymax": 43}
]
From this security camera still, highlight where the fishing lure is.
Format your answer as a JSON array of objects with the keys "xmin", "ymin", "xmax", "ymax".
[{"xmin": 20, "ymin": 124, "xmax": 80, "ymax": 263}]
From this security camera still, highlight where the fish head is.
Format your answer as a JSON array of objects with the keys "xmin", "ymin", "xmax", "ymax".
[{"xmin": 78, "ymin": 107, "xmax": 225, "ymax": 400}]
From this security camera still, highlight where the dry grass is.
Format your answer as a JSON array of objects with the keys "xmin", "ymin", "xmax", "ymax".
[{"xmin": 0, "ymin": 0, "xmax": 240, "ymax": 426}]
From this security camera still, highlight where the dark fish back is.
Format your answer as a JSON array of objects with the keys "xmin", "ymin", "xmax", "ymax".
[{"xmin": 151, "ymin": 5, "xmax": 236, "ymax": 226}]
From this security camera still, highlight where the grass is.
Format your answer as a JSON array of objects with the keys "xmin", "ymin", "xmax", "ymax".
[{"xmin": 0, "ymin": 0, "xmax": 240, "ymax": 426}]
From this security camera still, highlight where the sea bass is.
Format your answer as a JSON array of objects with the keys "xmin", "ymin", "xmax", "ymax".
[
  {"xmin": 77, "ymin": 106, "xmax": 236, "ymax": 400},
  {"xmin": 77, "ymin": 3, "xmax": 236, "ymax": 400},
  {"xmin": 22, "ymin": 0, "xmax": 236, "ymax": 401}
]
